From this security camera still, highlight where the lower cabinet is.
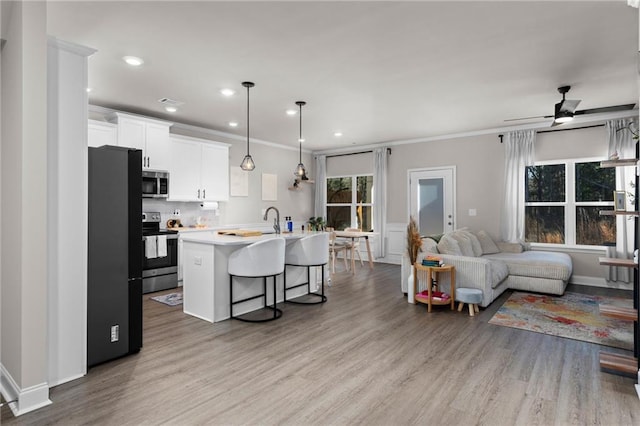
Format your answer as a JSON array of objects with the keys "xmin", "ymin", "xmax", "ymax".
[{"xmin": 169, "ymin": 134, "xmax": 230, "ymax": 201}]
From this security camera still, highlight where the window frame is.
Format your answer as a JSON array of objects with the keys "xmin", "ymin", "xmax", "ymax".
[
  {"xmin": 525, "ymin": 157, "xmax": 614, "ymax": 250},
  {"xmin": 326, "ymin": 173, "xmax": 374, "ymax": 230}
]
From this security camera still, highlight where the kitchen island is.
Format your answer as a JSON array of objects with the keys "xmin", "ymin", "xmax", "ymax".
[{"xmin": 180, "ymin": 231, "xmax": 322, "ymax": 322}]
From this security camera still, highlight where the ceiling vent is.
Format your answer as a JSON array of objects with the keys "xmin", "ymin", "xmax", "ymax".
[{"xmin": 158, "ymin": 98, "xmax": 184, "ymax": 107}]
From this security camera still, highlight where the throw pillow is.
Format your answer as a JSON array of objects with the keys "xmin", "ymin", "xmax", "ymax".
[
  {"xmin": 476, "ymin": 230, "xmax": 500, "ymax": 254},
  {"xmin": 460, "ymin": 230, "xmax": 483, "ymax": 257},
  {"xmin": 450, "ymin": 231, "xmax": 475, "ymax": 257},
  {"xmin": 437, "ymin": 234, "xmax": 463, "ymax": 256},
  {"xmin": 422, "ymin": 237, "xmax": 439, "ymax": 253}
]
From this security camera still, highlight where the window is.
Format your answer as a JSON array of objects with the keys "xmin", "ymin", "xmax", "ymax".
[
  {"xmin": 326, "ymin": 175, "xmax": 373, "ymax": 230},
  {"xmin": 524, "ymin": 160, "xmax": 616, "ymax": 246}
]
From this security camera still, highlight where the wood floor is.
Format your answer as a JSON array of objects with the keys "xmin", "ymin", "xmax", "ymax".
[{"xmin": 3, "ymin": 264, "xmax": 640, "ymax": 425}]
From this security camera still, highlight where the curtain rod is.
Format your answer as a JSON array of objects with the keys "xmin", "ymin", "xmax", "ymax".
[
  {"xmin": 498, "ymin": 124, "xmax": 605, "ymax": 142},
  {"xmin": 324, "ymin": 148, "xmax": 391, "ymax": 158}
]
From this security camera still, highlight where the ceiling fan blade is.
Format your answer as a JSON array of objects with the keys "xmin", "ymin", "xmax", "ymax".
[
  {"xmin": 557, "ymin": 99, "xmax": 581, "ymax": 113},
  {"xmin": 504, "ymin": 115, "xmax": 552, "ymax": 122},
  {"xmin": 574, "ymin": 103, "xmax": 636, "ymax": 116}
]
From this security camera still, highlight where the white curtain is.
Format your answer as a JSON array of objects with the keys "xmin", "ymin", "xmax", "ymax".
[
  {"xmin": 501, "ymin": 130, "xmax": 535, "ymax": 243},
  {"xmin": 373, "ymin": 148, "xmax": 388, "ymax": 258},
  {"xmin": 605, "ymin": 118, "xmax": 638, "ymax": 282},
  {"xmin": 314, "ymin": 155, "xmax": 327, "ymax": 220}
]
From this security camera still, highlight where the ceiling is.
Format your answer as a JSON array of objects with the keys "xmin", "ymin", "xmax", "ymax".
[{"xmin": 47, "ymin": 1, "xmax": 639, "ymax": 151}]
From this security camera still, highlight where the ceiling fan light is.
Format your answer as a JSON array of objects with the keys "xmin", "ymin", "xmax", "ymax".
[
  {"xmin": 555, "ymin": 110, "xmax": 574, "ymax": 123},
  {"xmin": 240, "ymin": 154, "xmax": 255, "ymax": 171}
]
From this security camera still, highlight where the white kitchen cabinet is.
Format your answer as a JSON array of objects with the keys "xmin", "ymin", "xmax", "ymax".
[
  {"xmin": 88, "ymin": 120, "xmax": 117, "ymax": 147},
  {"xmin": 111, "ymin": 112, "xmax": 172, "ymax": 171},
  {"xmin": 201, "ymin": 143, "xmax": 230, "ymax": 201},
  {"xmin": 169, "ymin": 134, "xmax": 230, "ymax": 201}
]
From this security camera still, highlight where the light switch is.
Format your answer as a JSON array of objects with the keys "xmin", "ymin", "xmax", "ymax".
[
  {"xmin": 468, "ymin": 209, "xmax": 477, "ymax": 217},
  {"xmin": 194, "ymin": 256, "xmax": 202, "ymax": 265}
]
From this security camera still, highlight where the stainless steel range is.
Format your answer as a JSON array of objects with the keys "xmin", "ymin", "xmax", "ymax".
[{"xmin": 142, "ymin": 212, "xmax": 178, "ymax": 294}]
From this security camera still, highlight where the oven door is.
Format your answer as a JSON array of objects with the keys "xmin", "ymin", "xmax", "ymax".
[{"xmin": 142, "ymin": 234, "xmax": 178, "ymax": 274}]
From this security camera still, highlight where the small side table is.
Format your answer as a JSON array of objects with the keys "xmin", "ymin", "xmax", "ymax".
[{"xmin": 413, "ymin": 263, "xmax": 456, "ymax": 313}]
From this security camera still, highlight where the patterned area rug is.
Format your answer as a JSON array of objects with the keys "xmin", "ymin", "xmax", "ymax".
[
  {"xmin": 150, "ymin": 292, "xmax": 183, "ymax": 306},
  {"xmin": 489, "ymin": 291, "xmax": 633, "ymax": 350}
]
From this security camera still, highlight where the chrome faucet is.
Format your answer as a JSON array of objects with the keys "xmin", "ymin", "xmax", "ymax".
[{"xmin": 263, "ymin": 206, "xmax": 281, "ymax": 234}]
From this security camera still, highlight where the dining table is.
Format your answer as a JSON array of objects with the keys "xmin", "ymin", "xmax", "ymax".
[{"xmin": 333, "ymin": 230, "xmax": 378, "ymax": 273}]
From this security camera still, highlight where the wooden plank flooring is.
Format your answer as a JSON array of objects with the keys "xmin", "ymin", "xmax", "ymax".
[{"xmin": 3, "ymin": 264, "xmax": 640, "ymax": 425}]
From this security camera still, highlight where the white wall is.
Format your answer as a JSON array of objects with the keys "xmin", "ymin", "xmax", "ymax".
[{"xmin": 1, "ymin": 0, "xmax": 51, "ymax": 415}]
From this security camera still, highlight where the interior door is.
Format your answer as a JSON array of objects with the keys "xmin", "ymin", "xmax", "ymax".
[{"xmin": 409, "ymin": 167, "xmax": 455, "ymax": 236}]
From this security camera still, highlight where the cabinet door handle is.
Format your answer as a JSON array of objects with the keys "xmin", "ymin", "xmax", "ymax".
[
  {"xmin": 147, "ymin": 156, "xmax": 150, "ymax": 168},
  {"xmin": 197, "ymin": 189, "xmax": 200, "ymax": 199},
  {"xmin": 203, "ymin": 189, "xmax": 206, "ymax": 199}
]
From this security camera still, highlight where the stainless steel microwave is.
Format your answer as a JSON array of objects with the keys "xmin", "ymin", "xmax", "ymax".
[{"xmin": 142, "ymin": 170, "xmax": 169, "ymax": 198}]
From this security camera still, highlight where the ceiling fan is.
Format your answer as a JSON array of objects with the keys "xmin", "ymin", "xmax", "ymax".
[{"xmin": 505, "ymin": 86, "xmax": 636, "ymax": 127}]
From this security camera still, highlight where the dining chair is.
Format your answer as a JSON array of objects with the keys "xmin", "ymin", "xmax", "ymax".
[
  {"xmin": 327, "ymin": 228, "xmax": 348, "ymax": 275},
  {"xmin": 343, "ymin": 227, "xmax": 364, "ymax": 268}
]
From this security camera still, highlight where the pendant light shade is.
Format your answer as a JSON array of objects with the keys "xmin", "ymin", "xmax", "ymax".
[
  {"xmin": 294, "ymin": 101, "xmax": 307, "ymax": 178},
  {"xmin": 240, "ymin": 81, "xmax": 256, "ymax": 171}
]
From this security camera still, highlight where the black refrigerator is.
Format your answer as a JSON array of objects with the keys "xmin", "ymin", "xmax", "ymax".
[{"xmin": 88, "ymin": 146, "xmax": 143, "ymax": 367}]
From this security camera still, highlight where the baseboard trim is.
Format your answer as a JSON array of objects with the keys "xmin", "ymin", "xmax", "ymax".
[
  {"xmin": 570, "ymin": 275, "xmax": 633, "ymax": 291},
  {"xmin": 1, "ymin": 364, "xmax": 51, "ymax": 416}
]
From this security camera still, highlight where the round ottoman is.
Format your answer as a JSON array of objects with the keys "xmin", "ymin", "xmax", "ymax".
[{"xmin": 456, "ymin": 288, "xmax": 483, "ymax": 317}]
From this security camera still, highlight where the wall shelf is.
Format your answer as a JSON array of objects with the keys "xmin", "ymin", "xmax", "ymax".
[
  {"xmin": 600, "ymin": 352, "xmax": 638, "ymax": 375},
  {"xmin": 599, "ymin": 210, "xmax": 640, "ymax": 217},
  {"xmin": 600, "ymin": 158, "xmax": 638, "ymax": 168},
  {"xmin": 599, "ymin": 304, "xmax": 638, "ymax": 322},
  {"xmin": 598, "ymin": 257, "xmax": 638, "ymax": 268}
]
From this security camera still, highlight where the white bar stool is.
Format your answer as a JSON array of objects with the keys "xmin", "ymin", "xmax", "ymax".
[
  {"xmin": 283, "ymin": 233, "xmax": 329, "ymax": 304},
  {"xmin": 228, "ymin": 237, "xmax": 286, "ymax": 322}
]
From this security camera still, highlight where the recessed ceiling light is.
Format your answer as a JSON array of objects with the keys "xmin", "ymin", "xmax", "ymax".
[
  {"xmin": 228, "ymin": 121, "xmax": 239, "ymax": 127},
  {"xmin": 334, "ymin": 132, "xmax": 343, "ymax": 137},
  {"xmin": 220, "ymin": 88, "xmax": 235, "ymax": 97},
  {"xmin": 123, "ymin": 56, "xmax": 144, "ymax": 66},
  {"xmin": 298, "ymin": 138, "xmax": 305, "ymax": 143},
  {"xmin": 286, "ymin": 109, "xmax": 297, "ymax": 116},
  {"xmin": 165, "ymin": 106, "xmax": 177, "ymax": 113},
  {"xmin": 86, "ymin": 87, "xmax": 93, "ymax": 93}
]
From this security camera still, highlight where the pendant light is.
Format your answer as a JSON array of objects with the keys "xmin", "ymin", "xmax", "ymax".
[
  {"xmin": 294, "ymin": 101, "xmax": 307, "ymax": 179},
  {"xmin": 240, "ymin": 81, "xmax": 256, "ymax": 171}
]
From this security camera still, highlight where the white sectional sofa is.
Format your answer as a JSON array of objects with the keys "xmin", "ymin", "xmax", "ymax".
[{"xmin": 400, "ymin": 229, "xmax": 573, "ymax": 308}]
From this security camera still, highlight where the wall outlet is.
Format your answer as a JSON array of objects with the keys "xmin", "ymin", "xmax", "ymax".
[
  {"xmin": 110, "ymin": 325, "xmax": 119, "ymax": 342},
  {"xmin": 173, "ymin": 209, "xmax": 181, "ymax": 216},
  {"xmin": 468, "ymin": 209, "xmax": 477, "ymax": 217}
]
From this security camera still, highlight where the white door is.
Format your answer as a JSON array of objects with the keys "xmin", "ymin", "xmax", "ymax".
[{"xmin": 409, "ymin": 167, "xmax": 455, "ymax": 236}]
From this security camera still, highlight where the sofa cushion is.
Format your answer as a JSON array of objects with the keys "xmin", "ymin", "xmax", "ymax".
[
  {"xmin": 483, "ymin": 251, "xmax": 572, "ymax": 281},
  {"xmin": 489, "ymin": 259, "xmax": 509, "ymax": 289},
  {"xmin": 437, "ymin": 234, "xmax": 463, "ymax": 256},
  {"xmin": 476, "ymin": 230, "xmax": 500, "ymax": 255}
]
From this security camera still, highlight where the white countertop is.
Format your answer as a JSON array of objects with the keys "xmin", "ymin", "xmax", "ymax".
[{"xmin": 180, "ymin": 230, "xmax": 314, "ymax": 246}]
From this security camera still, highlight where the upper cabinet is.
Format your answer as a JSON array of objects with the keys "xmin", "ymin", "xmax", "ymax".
[
  {"xmin": 88, "ymin": 120, "xmax": 117, "ymax": 148},
  {"xmin": 169, "ymin": 135, "xmax": 230, "ymax": 202},
  {"xmin": 110, "ymin": 112, "xmax": 172, "ymax": 171}
]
